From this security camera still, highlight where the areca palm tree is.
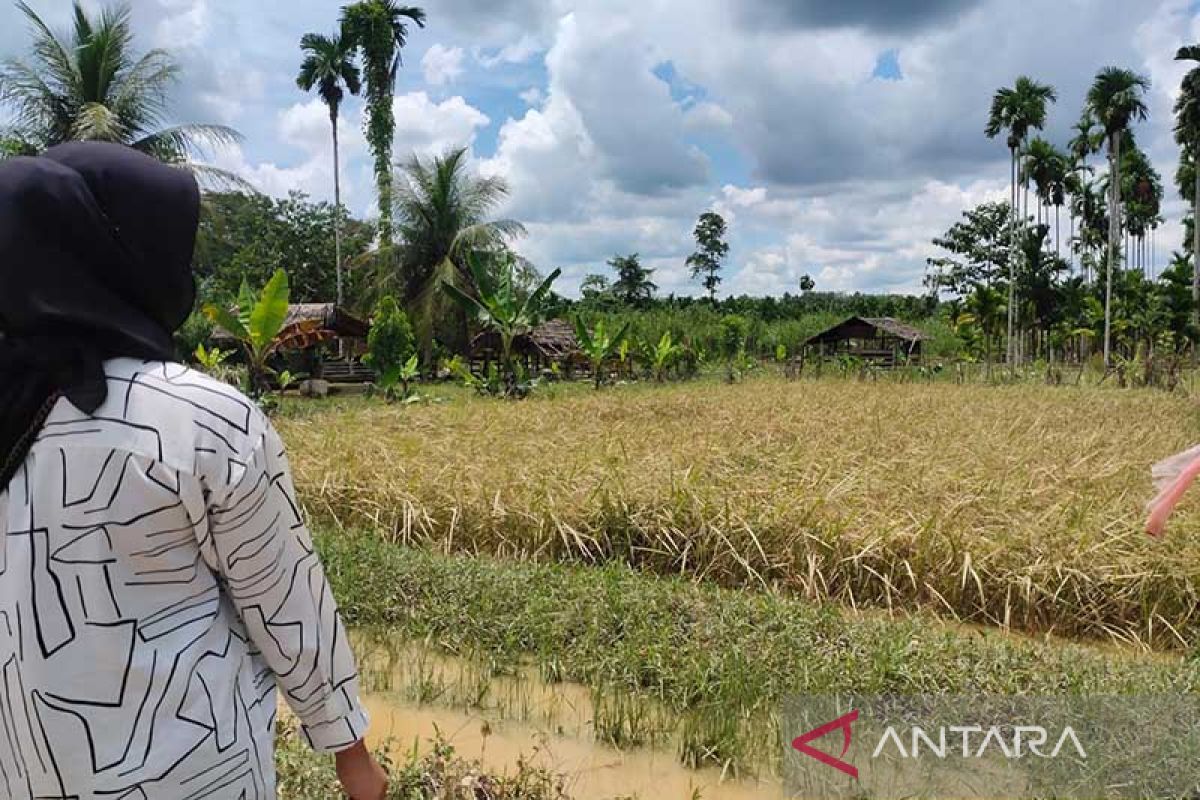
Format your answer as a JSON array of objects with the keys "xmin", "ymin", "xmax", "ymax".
[
  {"xmin": 1020, "ymin": 137, "xmax": 1067, "ymax": 230},
  {"xmin": 296, "ymin": 32, "xmax": 362, "ymax": 307},
  {"xmin": 0, "ymin": 1, "xmax": 239, "ymax": 179},
  {"xmin": 1072, "ymin": 177, "xmax": 1108, "ymax": 283},
  {"xmin": 393, "ymin": 146, "xmax": 526, "ymax": 357},
  {"xmin": 340, "ymin": 0, "xmax": 425, "ymax": 248},
  {"xmin": 986, "ymin": 76, "xmax": 1056, "ymax": 367},
  {"xmin": 967, "ymin": 283, "xmax": 1005, "ymax": 377},
  {"xmin": 1086, "ymin": 66, "xmax": 1150, "ymax": 367},
  {"xmin": 1067, "ymin": 114, "xmax": 1099, "ymax": 272},
  {"xmin": 1117, "ymin": 139, "xmax": 1162, "ymax": 275},
  {"xmin": 1175, "ymin": 45, "xmax": 1200, "ymax": 328}
]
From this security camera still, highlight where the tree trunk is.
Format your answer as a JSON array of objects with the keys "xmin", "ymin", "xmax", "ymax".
[
  {"xmin": 1008, "ymin": 145, "xmax": 1018, "ymax": 370},
  {"xmin": 1055, "ymin": 204, "xmax": 1061, "ymax": 260},
  {"xmin": 331, "ymin": 105, "xmax": 344, "ymax": 309},
  {"xmin": 1104, "ymin": 131, "xmax": 1120, "ymax": 368},
  {"xmin": 1069, "ymin": 209, "xmax": 1075, "ymax": 274},
  {"xmin": 1193, "ymin": 149, "xmax": 1199, "ymax": 331}
]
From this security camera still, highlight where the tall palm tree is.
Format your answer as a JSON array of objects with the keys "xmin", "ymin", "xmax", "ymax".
[
  {"xmin": 1175, "ymin": 45, "xmax": 1200, "ymax": 329},
  {"xmin": 1117, "ymin": 138, "xmax": 1162, "ymax": 276},
  {"xmin": 393, "ymin": 146, "xmax": 525, "ymax": 357},
  {"xmin": 297, "ymin": 32, "xmax": 362, "ymax": 307},
  {"xmin": 1021, "ymin": 137, "xmax": 1066, "ymax": 229},
  {"xmin": 986, "ymin": 76, "xmax": 1056, "ymax": 367},
  {"xmin": 1067, "ymin": 114, "xmax": 1100, "ymax": 272},
  {"xmin": 1086, "ymin": 66, "xmax": 1150, "ymax": 367},
  {"xmin": 0, "ymin": 1, "xmax": 239, "ymax": 179},
  {"xmin": 1072, "ymin": 177, "xmax": 1108, "ymax": 283},
  {"xmin": 340, "ymin": 0, "xmax": 425, "ymax": 249}
]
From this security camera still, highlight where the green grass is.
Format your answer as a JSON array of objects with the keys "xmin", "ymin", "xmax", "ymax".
[
  {"xmin": 317, "ymin": 530, "xmax": 1200, "ymax": 772},
  {"xmin": 274, "ymin": 717, "xmax": 571, "ymax": 799}
]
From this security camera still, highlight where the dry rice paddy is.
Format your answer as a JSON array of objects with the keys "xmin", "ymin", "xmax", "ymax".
[{"xmin": 279, "ymin": 378, "xmax": 1200, "ymax": 649}]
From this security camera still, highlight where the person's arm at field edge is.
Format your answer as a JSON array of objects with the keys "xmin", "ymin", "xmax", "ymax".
[
  {"xmin": 336, "ymin": 741, "xmax": 389, "ymax": 799},
  {"xmin": 202, "ymin": 422, "xmax": 386, "ymax": 797}
]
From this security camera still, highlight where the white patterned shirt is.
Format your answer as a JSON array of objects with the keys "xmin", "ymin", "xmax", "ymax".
[{"xmin": 0, "ymin": 358, "xmax": 367, "ymax": 799}]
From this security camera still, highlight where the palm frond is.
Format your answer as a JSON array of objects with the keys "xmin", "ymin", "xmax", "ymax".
[
  {"xmin": 16, "ymin": 1, "xmax": 80, "ymax": 98},
  {"xmin": 178, "ymin": 162, "xmax": 256, "ymax": 193},
  {"xmin": 132, "ymin": 124, "xmax": 243, "ymax": 162},
  {"xmin": 0, "ymin": 58, "xmax": 67, "ymax": 145},
  {"xmin": 109, "ymin": 49, "xmax": 177, "ymax": 128},
  {"xmin": 449, "ymin": 221, "xmax": 525, "ymax": 258}
]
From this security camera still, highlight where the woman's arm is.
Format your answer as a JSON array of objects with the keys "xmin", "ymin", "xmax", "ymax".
[{"xmin": 202, "ymin": 422, "xmax": 386, "ymax": 797}]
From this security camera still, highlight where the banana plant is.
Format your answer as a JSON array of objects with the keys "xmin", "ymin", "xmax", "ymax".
[
  {"xmin": 649, "ymin": 331, "xmax": 682, "ymax": 382},
  {"xmin": 442, "ymin": 252, "xmax": 561, "ymax": 397},
  {"xmin": 377, "ymin": 353, "xmax": 420, "ymax": 401},
  {"xmin": 574, "ymin": 317, "xmax": 631, "ymax": 389},
  {"xmin": 193, "ymin": 343, "xmax": 230, "ymax": 372},
  {"xmin": 203, "ymin": 269, "xmax": 292, "ymax": 398}
]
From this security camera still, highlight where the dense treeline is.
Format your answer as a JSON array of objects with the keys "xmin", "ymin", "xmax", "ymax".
[
  {"xmin": 926, "ymin": 61, "xmax": 1200, "ymax": 375},
  {"xmin": 558, "ymin": 283, "xmax": 946, "ymax": 361}
]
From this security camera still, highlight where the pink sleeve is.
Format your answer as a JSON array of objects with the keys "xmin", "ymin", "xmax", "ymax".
[{"xmin": 1145, "ymin": 444, "xmax": 1200, "ymax": 537}]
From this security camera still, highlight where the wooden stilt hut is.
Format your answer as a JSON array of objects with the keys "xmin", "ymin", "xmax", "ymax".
[
  {"xmin": 470, "ymin": 319, "xmax": 583, "ymax": 376},
  {"xmin": 804, "ymin": 316, "xmax": 929, "ymax": 367}
]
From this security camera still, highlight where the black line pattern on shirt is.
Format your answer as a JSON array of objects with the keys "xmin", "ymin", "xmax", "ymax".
[{"xmin": 0, "ymin": 359, "xmax": 366, "ymax": 799}]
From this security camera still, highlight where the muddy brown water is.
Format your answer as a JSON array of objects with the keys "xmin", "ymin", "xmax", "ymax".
[{"xmin": 352, "ymin": 633, "xmax": 784, "ymax": 799}]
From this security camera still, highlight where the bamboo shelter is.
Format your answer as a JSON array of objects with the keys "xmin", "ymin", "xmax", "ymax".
[
  {"xmin": 470, "ymin": 319, "xmax": 583, "ymax": 375},
  {"xmin": 804, "ymin": 316, "xmax": 930, "ymax": 367},
  {"xmin": 211, "ymin": 303, "xmax": 374, "ymax": 383}
]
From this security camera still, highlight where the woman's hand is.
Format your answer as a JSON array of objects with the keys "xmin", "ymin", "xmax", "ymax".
[{"xmin": 334, "ymin": 740, "xmax": 389, "ymax": 799}]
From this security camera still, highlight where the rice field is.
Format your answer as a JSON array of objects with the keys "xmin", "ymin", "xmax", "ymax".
[{"xmin": 277, "ymin": 376, "xmax": 1200, "ymax": 649}]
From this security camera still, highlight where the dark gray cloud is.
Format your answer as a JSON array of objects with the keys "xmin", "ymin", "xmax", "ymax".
[
  {"xmin": 735, "ymin": 0, "xmax": 983, "ymax": 33},
  {"xmin": 423, "ymin": 0, "xmax": 550, "ymax": 38},
  {"xmin": 706, "ymin": 0, "xmax": 1157, "ymax": 189}
]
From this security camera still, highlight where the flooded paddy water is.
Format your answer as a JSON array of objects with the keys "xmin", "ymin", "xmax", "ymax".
[{"xmin": 351, "ymin": 630, "xmax": 786, "ymax": 799}]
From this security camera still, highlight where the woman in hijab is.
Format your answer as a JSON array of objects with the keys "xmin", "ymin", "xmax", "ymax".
[{"xmin": 0, "ymin": 142, "xmax": 386, "ymax": 799}]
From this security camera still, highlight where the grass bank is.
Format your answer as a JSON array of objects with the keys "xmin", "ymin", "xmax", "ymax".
[
  {"xmin": 280, "ymin": 378, "xmax": 1200, "ymax": 648},
  {"xmin": 316, "ymin": 530, "xmax": 1200, "ymax": 771},
  {"xmin": 275, "ymin": 717, "xmax": 571, "ymax": 799}
]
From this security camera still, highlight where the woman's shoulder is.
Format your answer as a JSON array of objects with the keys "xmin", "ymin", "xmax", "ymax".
[{"xmin": 40, "ymin": 358, "xmax": 273, "ymax": 488}]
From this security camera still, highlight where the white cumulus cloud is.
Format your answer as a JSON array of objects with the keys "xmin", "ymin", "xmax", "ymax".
[{"xmin": 421, "ymin": 43, "xmax": 465, "ymax": 86}]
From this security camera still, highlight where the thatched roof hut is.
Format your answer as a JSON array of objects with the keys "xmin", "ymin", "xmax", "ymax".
[
  {"xmin": 211, "ymin": 303, "xmax": 369, "ymax": 347},
  {"xmin": 470, "ymin": 319, "xmax": 581, "ymax": 371},
  {"xmin": 805, "ymin": 316, "xmax": 930, "ymax": 366}
]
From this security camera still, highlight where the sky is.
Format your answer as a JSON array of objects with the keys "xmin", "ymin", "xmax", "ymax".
[{"xmin": 3, "ymin": 0, "xmax": 1200, "ymax": 298}]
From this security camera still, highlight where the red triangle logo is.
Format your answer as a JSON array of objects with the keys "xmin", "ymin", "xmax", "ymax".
[{"xmin": 791, "ymin": 709, "xmax": 859, "ymax": 779}]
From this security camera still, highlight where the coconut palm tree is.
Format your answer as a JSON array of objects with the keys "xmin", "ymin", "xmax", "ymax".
[
  {"xmin": 986, "ymin": 76, "xmax": 1056, "ymax": 367},
  {"xmin": 340, "ymin": 0, "xmax": 425, "ymax": 249},
  {"xmin": 393, "ymin": 146, "xmax": 526, "ymax": 357},
  {"xmin": 296, "ymin": 32, "xmax": 362, "ymax": 307},
  {"xmin": 1086, "ymin": 66, "xmax": 1150, "ymax": 367},
  {"xmin": 0, "ymin": 1, "xmax": 240, "ymax": 179},
  {"xmin": 1175, "ymin": 45, "xmax": 1200, "ymax": 328}
]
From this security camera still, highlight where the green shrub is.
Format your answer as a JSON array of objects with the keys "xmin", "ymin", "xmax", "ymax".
[{"xmin": 364, "ymin": 296, "xmax": 416, "ymax": 378}]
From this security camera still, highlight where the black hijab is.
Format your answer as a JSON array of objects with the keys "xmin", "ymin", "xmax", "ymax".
[{"xmin": 0, "ymin": 142, "xmax": 201, "ymax": 488}]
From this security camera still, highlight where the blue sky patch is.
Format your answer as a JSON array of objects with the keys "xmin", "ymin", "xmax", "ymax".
[{"xmin": 872, "ymin": 49, "xmax": 903, "ymax": 81}]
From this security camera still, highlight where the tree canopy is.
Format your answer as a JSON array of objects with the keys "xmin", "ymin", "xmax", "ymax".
[
  {"xmin": 0, "ymin": 1, "xmax": 240, "ymax": 183},
  {"xmin": 194, "ymin": 191, "xmax": 374, "ymax": 307}
]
